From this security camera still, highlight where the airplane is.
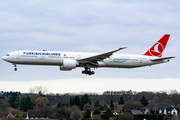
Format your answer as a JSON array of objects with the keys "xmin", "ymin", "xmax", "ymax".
[{"xmin": 2, "ymin": 34, "xmax": 175, "ymax": 75}]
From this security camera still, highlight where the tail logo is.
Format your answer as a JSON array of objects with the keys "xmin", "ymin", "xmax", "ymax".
[
  {"xmin": 143, "ymin": 34, "xmax": 170, "ymax": 57},
  {"xmin": 149, "ymin": 42, "xmax": 164, "ymax": 57}
]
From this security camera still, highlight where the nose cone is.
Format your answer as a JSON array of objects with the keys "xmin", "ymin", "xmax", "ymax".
[
  {"xmin": 2, "ymin": 56, "xmax": 7, "ymax": 61},
  {"xmin": 2, "ymin": 56, "xmax": 5, "ymax": 60}
]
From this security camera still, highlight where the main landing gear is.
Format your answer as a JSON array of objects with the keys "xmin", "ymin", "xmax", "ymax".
[
  {"xmin": 82, "ymin": 67, "xmax": 95, "ymax": 75},
  {"xmin": 13, "ymin": 64, "xmax": 17, "ymax": 71}
]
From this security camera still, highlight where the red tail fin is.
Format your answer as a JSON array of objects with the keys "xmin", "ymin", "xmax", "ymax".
[{"xmin": 143, "ymin": 34, "xmax": 170, "ymax": 57}]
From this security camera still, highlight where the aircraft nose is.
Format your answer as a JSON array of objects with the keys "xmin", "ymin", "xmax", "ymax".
[{"xmin": 2, "ymin": 56, "xmax": 6, "ymax": 61}]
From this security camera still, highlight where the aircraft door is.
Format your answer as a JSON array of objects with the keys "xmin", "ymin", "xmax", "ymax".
[
  {"xmin": 41, "ymin": 55, "xmax": 45, "ymax": 60},
  {"xmin": 139, "ymin": 57, "xmax": 142, "ymax": 63},
  {"xmin": 16, "ymin": 53, "xmax": 20, "ymax": 59}
]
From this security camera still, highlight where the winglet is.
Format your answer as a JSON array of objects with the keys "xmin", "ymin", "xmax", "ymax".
[
  {"xmin": 144, "ymin": 34, "xmax": 170, "ymax": 57},
  {"xmin": 111, "ymin": 47, "xmax": 127, "ymax": 53},
  {"xmin": 119, "ymin": 47, "xmax": 127, "ymax": 50}
]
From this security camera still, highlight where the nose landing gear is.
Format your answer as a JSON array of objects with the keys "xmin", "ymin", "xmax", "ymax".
[{"xmin": 13, "ymin": 64, "xmax": 17, "ymax": 71}]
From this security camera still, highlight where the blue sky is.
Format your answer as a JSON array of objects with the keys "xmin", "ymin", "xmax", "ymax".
[{"xmin": 0, "ymin": 0, "xmax": 180, "ymax": 93}]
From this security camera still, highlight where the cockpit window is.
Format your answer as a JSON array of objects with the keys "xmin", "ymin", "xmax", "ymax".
[{"xmin": 6, "ymin": 54, "xmax": 10, "ymax": 56}]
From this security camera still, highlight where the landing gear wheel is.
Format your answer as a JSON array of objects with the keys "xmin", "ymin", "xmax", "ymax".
[
  {"xmin": 82, "ymin": 69, "xmax": 95, "ymax": 75},
  {"xmin": 88, "ymin": 71, "xmax": 92, "ymax": 75},
  {"xmin": 13, "ymin": 64, "xmax": 17, "ymax": 71}
]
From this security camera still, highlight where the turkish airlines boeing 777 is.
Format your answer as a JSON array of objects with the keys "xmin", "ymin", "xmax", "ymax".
[{"xmin": 2, "ymin": 34, "xmax": 174, "ymax": 75}]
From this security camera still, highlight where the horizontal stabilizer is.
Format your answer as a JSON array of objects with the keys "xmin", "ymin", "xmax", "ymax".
[{"xmin": 150, "ymin": 57, "xmax": 175, "ymax": 62}]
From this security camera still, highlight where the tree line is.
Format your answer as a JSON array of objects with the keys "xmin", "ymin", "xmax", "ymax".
[{"xmin": 0, "ymin": 88, "xmax": 180, "ymax": 119}]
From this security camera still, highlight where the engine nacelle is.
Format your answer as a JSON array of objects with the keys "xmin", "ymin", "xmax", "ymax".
[{"xmin": 60, "ymin": 59, "xmax": 78, "ymax": 71}]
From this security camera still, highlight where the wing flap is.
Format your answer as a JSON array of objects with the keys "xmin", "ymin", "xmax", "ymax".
[{"xmin": 79, "ymin": 47, "xmax": 126, "ymax": 63}]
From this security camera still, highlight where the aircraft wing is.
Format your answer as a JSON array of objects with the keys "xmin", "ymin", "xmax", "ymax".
[
  {"xmin": 79, "ymin": 47, "xmax": 126, "ymax": 64},
  {"xmin": 150, "ymin": 57, "xmax": 175, "ymax": 62}
]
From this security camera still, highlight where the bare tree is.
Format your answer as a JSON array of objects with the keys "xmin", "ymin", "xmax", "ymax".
[
  {"xmin": 70, "ymin": 109, "xmax": 83, "ymax": 120},
  {"xmin": 36, "ymin": 96, "xmax": 49, "ymax": 108},
  {"xmin": 103, "ymin": 91, "xmax": 117, "ymax": 103},
  {"xmin": 153, "ymin": 92, "xmax": 168, "ymax": 103},
  {"xmin": 170, "ymin": 93, "xmax": 180, "ymax": 106},
  {"xmin": 123, "ymin": 101, "xmax": 144, "ymax": 110},
  {"xmin": 83, "ymin": 103, "xmax": 94, "ymax": 111},
  {"xmin": 152, "ymin": 92, "xmax": 173, "ymax": 109},
  {"xmin": 29, "ymin": 86, "xmax": 48, "ymax": 95},
  {"xmin": 56, "ymin": 106, "xmax": 67, "ymax": 119},
  {"xmin": 67, "ymin": 105, "xmax": 83, "ymax": 120},
  {"xmin": 68, "ymin": 105, "xmax": 80, "ymax": 112}
]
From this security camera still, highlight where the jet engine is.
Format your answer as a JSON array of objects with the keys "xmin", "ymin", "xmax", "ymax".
[{"xmin": 60, "ymin": 59, "xmax": 78, "ymax": 71}]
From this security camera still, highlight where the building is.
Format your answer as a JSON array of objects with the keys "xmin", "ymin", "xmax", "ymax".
[
  {"xmin": 164, "ymin": 107, "xmax": 180, "ymax": 115},
  {"xmin": 112, "ymin": 110, "xmax": 119, "ymax": 116},
  {"xmin": 131, "ymin": 110, "xmax": 142, "ymax": 115},
  {"xmin": 117, "ymin": 104, "xmax": 123, "ymax": 111}
]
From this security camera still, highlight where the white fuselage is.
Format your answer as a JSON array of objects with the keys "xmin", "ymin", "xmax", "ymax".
[{"xmin": 2, "ymin": 50, "xmax": 167, "ymax": 69}]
